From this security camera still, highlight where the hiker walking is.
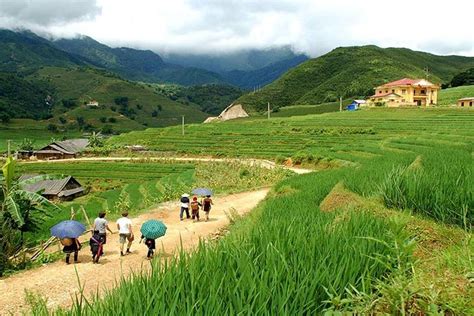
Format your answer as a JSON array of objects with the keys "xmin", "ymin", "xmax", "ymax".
[
  {"xmin": 140, "ymin": 235, "xmax": 156, "ymax": 259},
  {"xmin": 89, "ymin": 230, "xmax": 103, "ymax": 263},
  {"xmin": 93, "ymin": 212, "xmax": 114, "ymax": 246},
  {"xmin": 62, "ymin": 238, "xmax": 81, "ymax": 264},
  {"xmin": 180, "ymin": 193, "xmax": 191, "ymax": 220},
  {"xmin": 190, "ymin": 196, "xmax": 202, "ymax": 221},
  {"xmin": 117, "ymin": 212, "xmax": 134, "ymax": 256},
  {"xmin": 202, "ymin": 195, "xmax": 213, "ymax": 222}
]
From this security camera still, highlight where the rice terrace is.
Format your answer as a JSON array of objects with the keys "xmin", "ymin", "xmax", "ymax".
[{"xmin": 1, "ymin": 1, "xmax": 474, "ymax": 315}]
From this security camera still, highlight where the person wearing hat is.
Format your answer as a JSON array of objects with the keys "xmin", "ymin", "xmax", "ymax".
[
  {"xmin": 190, "ymin": 196, "xmax": 202, "ymax": 222},
  {"xmin": 180, "ymin": 193, "xmax": 191, "ymax": 221}
]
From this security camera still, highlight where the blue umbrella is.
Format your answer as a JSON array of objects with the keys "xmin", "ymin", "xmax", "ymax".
[
  {"xmin": 192, "ymin": 188, "xmax": 213, "ymax": 196},
  {"xmin": 51, "ymin": 220, "xmax": 86, "ymax": 239},
  {"xmin": 140, "ymin": 220, "xmax": 167, "ymax": 239}
]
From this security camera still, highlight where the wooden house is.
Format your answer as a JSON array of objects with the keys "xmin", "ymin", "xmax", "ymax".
[
  {"xmin": 19, "ymin": 174, "xmax": 85, "ymax": 201},
  {"xmin": 34, "ymin": 139, "xmax": 88, "ymax": 160}
]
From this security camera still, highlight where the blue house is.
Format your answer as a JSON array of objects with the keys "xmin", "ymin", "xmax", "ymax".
[
  {"xmin": 346, "ymin": 99, "xmax": 366, "ymax": 111},
  {"xmin": 346, "ymin": 102, "xmax": 359, "ymax": 111}
]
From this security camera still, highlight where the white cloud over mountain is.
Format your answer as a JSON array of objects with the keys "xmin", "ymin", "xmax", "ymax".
[{"xmin": 0, "ymin": 0, "xmax": 473, "ymax": 57}]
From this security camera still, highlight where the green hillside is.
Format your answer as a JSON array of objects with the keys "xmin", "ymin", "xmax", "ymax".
[
  {"xmin": 0, "ymin": 29, "xmax": 84, "ymax": 74},
  {"xmin": 237, "ymin": 45, "xmax": 474, "ymax": 112},
  {"xmin": 438, "ymin": 85, "xmax": 474, "ymax": 106},
  {"xmin": 0, "ymin": 73, "xmax": 54, "ymax": 120},
  {"xmin": 52, "ymin": 36, "xmax": 225, "ymax": 86},
  {"xmin": 29, "ymin": 67, "xmax": 209, "ymax": 131},
  {"xmin": 150, "ymin": 83, "xmax": 244, "ymax": 115}
]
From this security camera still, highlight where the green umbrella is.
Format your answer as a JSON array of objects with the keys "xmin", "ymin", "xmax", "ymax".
[{"xmin": 140, "ymin": 220, "xmax": 167, "ymax": 239}]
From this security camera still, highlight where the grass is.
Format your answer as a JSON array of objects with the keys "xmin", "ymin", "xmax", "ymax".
[
  {"xmin": 109, "ymin": 108, "xmax": 473, "ymax": 228},
  {"xmin": 33, "ymin": 170, "xmax": 414, "ymax": 315},
  {"xmin": 438, "ymin": 85, "xmax": 474, "ymax": 106},
  {"xmin": 20, "ymin": 108, "xmax": 474, "ymax": 314}
]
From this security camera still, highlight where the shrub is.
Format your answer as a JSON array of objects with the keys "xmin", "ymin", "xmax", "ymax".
[{"xmin": 46, "ymin": 123, "xmax": 58, "ymax": 132}]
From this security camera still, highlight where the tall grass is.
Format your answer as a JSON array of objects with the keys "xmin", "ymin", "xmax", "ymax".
[
  {"xmin": 380, "ymin": 147, "xmax": 473, "ymax": 228},
  {"xmin": 36, "ymin": 170, "xmax": 412, "ymax": 315}
]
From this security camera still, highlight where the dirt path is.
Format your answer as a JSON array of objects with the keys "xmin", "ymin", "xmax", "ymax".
[
  {"xmin": 23, "ymin": 156, "xmax": 314, "ymax": 174},
  {"xmin": 0, "ymin": 188, "xmax": 269, "ymax": 315}
]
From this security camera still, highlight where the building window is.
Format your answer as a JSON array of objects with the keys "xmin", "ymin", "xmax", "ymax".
[
  {"xmin": 385, "ymin": 90, "xmax": 388, "ymax": 93},
  {"xmin": 470, "ymin": 102, "xmax": 473, "ymax": 107},
  {"xmin": 392, "ymin": 89, "xmax": 395, "ymax": 93},
  {"xmin": 379, "ymin": 90, "xmax": 382, "ymax": 94},
  {"xmin": 421, "ymin": 90, "xmax": 426, "ymax": 95},
  {"xmin": 461, "ymin": 102, "xmax": 464, "ymax": 107},
  {"xmin": 402, "ymin": 99, "xmax": 405, "ymax": 102},
  {"xmin": 402, "ymin": 89, "xmax": 406, "ymax": 94}
]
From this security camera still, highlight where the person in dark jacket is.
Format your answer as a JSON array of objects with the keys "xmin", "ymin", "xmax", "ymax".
[
  {"xmin": 180, "ymin": 193, "xmax": 190, "ymax": 220},
  {"xmin": 202, "ymin": 195, "xmax": 213, "ymax": 222},
  {"xmin": 140, "ymin": 235, "xmax": 156, "ymax": 259},
  {"xmin": 89, "ymin": 230, "xmax": 103, "ymax": 263}
]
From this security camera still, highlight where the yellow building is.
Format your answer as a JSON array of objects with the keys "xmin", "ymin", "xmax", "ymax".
[
  {"xmin": 368, "ymin": 78, "xmax": 440, "ymax": 107},
  {"xmin": 457, "ymin": 97, "xmax": 474, "ymax": 107}
]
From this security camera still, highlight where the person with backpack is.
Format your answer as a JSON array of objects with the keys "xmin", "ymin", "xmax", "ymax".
[
  {"xmin": 89, "ymin": 230, "xmax": 103, "ymax": 263},
  {"xmin": 93, "ymin": 211, "xmax": 114, "ymax": 246},
  {"xmin": 180, "ymin": 193, "xmax": 190, "ymax": 221},
  {"xmin": 202, "ymin": 195, "xmax": 213, "ymax": 222},
  {"xmin": 62, "ymin": 238, "xmax": 81, "ymax": 264},
  {"xmin": 190, "ymin": 196, "xmax": 202, "ymax": 222},
  {"xmin": 140, "ymin": 235, "xmax": 156, "ymax": 259}
]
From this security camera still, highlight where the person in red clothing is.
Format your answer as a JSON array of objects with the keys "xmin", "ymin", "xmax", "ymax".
[{"xmin": 190, "ymin": 196, "xmax": 201, "ymax": 222}]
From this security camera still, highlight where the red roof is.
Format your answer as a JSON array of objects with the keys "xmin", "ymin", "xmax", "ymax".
[{"xmin": 382, "ymin": 78, "xmax": 418, "ymax": 87}]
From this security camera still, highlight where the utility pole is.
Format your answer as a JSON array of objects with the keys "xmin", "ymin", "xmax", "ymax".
[
  {"xmin": 267, "ymin": 102, "xmax": 271, "ymax": 119},
  {"xmin": 7, "ymin": 139, "xmax": 11, "ymax": 157},
  {"xmin": 339, "ymin": 97, "xmax": 343, "ymax": 112},
  {"xmin": 181, "ymin": 115, "xmax": 185, "ymax": 136}
]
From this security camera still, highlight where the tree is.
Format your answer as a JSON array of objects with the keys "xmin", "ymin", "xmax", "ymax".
[
  {"xmin": 0, "ymin": 158, "xmax": 58, "ymax": 276},
  {"xmin": 0, "ymin": 113, "xmax": 11, "ymax": 123},
  {"xmin": 47, "ymin": 123, "xmax": 58, "ymax": 133},
  {"xmin": 108, "ymin": 117, "xmax": 117, "ymax": 123},
  {"xmin": 88, "ymin": 131, "xmax": 104, "ymax": 147},
  {"xmin": 114, "ymin": 96, "xmax": 129, "ymax": 106},
  {"xmin": 152, "ymin": 110, "xmax": 158, "ymax": 117},
  {"xmin": 99, "ymin": 117, "xmax": 107, "ymax": 123},
  {"xmin": 18, "ymin": 138, "xmax": 35, "ymax": 151},
  {"xmin": 58, "ymin": 116, "xmax": 67, "ymax": 124}
]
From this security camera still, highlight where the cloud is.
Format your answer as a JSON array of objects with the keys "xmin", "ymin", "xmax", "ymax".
[
  {"xmin": 1, "ymin": 0, "xmax": 473, "ymax": 57},
  {"xmin": 0, "ymin": 0, "xmax": 101, "ymax": 27}
]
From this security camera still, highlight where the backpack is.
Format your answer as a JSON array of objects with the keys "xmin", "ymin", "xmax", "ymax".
[
  {"xmin": 60, "ymin": 238, "xmax": 73, "ymax": 246},
  {"xmin": 191, "ymin": 201, "xmax": 199, "ymax": 211}
]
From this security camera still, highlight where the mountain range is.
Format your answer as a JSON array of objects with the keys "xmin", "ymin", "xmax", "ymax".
[{"xmin": 236, "ymin": 45, "xmax": 474, "ymax": 112}]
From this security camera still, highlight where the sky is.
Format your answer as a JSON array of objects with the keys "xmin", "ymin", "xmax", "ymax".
[{"xmin": 1, "ymin": 0, "xmax": 473, "ymax": 57}]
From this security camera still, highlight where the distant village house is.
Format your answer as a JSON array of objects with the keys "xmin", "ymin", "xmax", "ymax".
[
  {"xmin": 346, "ymin": 100, "xmax": 366, "ymax": 111},
  {"xmin": 19, "ymin": 174, "xmax": 85, "ymax": 201},
  {"xmin": 368, "ymin": 78, "xmax": 440, "ymax": 107},
  {"xmin": 457, "ymin": 97, "xmax": 474, "ymax": 107},
  {"xmin": 34, "ymin": 139, "xmax": 89, "ymax": 160},
  {"xmin": 87, "ymin": 100, "xmax": 99, "ymax": 107}
]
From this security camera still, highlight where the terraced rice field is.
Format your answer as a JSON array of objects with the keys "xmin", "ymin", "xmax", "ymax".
[{"xmin": 27, "ymin": 108, "xmax": 474, "ymax": 314}]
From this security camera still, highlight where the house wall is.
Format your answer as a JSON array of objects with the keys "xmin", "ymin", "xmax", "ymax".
[{"xmin": 457, "ymin": 100, "xmax": 474, "ymax": 107}]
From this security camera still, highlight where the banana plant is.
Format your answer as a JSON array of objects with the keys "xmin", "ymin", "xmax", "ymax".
[{"xmin": 1, "ymin": 157, "xmax": 60, "ymax": 241}]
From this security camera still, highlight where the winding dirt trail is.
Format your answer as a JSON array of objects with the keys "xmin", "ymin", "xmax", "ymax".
[{"xmin": 0, "ymin": 188, "xmax": 269, "ymax": 315}]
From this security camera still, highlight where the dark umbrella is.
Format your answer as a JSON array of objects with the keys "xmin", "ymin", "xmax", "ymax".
[
  {"xmin": 140, "ymin": 220, "xmax": 167, "ymax": 239},
  {"xmin": 51, "ymin": 220, "xmax": 86, "ymax": 239},
  {"xmin": 192, "ymin": 188, "xmax": 213, "ymax": 196}
]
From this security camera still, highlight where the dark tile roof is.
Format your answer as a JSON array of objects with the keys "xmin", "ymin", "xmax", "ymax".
[
  {"xmin": 21, "ymin": 176, "xmax": 82, "ymax": 196},
  {"xmin": 38, "ymin": 139, "xmax": 89, "ymax": 154}
]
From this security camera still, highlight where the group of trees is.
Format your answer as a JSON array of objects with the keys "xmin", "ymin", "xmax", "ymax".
[{"xmin": 0, "ymin": 158, "xmax": 58, "ymax": 276}]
